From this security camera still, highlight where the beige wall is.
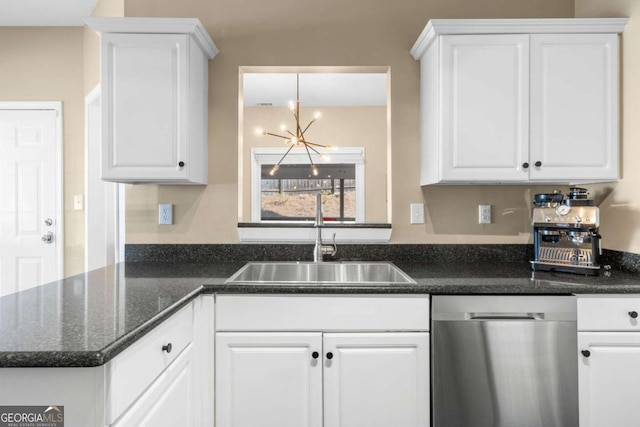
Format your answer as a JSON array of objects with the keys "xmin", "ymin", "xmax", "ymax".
[
  {"xmin": 123, "ymin": 0, "xmax": 576, "ymax": 245},
  {"xmin": 575, "ymin": 0, "xmax": 640, "ymax": 254},
  {"xmin": 242, "ymin": 106, "xmax": 387, "ymax": 223},
  {"xmin": 0, "ymin": 27, "xmax": 85, "ymax": 275}
]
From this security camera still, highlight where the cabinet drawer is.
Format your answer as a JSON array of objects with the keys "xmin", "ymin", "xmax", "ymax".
[
  {"xmin": 577, "ymin": 295, "xmax": 640, "ymax": 331},
  {"xmin": 106, "ymin": 303, "xmax": 194, "ymax": 424},
  {"xmin": 216, "ymin": 295, "xmax": 430, "ymax": 331}
]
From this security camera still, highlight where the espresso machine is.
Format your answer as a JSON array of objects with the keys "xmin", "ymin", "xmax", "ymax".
[{"xmin": 531, "ymin": 188, "xmax": 602, "ymax": 275}]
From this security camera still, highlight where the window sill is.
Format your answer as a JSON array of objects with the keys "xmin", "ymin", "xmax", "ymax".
[{"xmin": 237, "ymin": 222, "xmax": 392, "ymax": 243}]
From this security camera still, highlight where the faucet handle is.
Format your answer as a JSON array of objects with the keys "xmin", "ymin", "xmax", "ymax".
[{"xmin": 321, "ymin": 233, "xmax": 338, "ymax": 258}]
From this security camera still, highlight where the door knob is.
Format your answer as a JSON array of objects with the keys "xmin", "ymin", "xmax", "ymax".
[
  {"xmin": 312, "ymin": 351, "xmax": 319, "ymax": 359},
  {"xmin": 44, "ymin": 218, "xmax": 53, "ymax": 226},
  {"xmin": 41, "ymin": 232, "xmax": 54, "ymax": 244},
  {"xmin": 581, "ymin": 350, "xmax": 591, "ymax": 358},
  {"xmin": 326, "ymin": 352, "xmax": 334, "ymax": 360},
  {"xmin": 535, "ymin": 161, "xmax": 542, "ymax": 167},
  {"xmin": 522, "ymin": 162, "xmax": 529, "ymax": 169},
  {"xmin": 629, "ymin": 311, "xmax": 638, "ymax": 319},
  {"xmin": 162, "ymin": 343, "xmax": 172, "ymax": 353}
]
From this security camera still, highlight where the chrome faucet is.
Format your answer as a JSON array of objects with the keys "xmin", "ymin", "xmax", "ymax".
[{"xmin": 314, "ymin": 192, "xmax": 337, "ymax": 262}]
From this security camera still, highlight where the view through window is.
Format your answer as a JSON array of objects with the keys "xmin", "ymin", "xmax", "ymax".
[{"xmin": 261, "ymin": 164, "xmax": 356, "ymax": 221}]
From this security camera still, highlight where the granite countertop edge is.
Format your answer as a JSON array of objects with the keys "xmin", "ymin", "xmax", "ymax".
[
  {"xmin": 0, "ymin": 287, "xmax": 203, "ymax": 368},
  {"xmin": 4, "ymin": 261, "xmax": 640, "ymax": 368}
]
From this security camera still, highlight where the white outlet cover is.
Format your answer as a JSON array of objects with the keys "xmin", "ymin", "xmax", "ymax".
[
  {"xmin": 478, "ymin": 205, "xmax": 491, "ymax": 224},
  {"xmin": 159, "ymin": 204, "xmax": 173, "ymax": 225}
]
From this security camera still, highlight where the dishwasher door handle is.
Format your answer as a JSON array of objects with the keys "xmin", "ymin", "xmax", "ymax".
[{"xmin": 468, "ymin": 312, "xmax": 545, "ymax": 320}]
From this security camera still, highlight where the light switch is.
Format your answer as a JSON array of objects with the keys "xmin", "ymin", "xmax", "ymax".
[
  {"xmin": 74, "ymin": 195, "xmax": 84, "ymax": 210},
  {"xmin": 410, "ymin": 203, "xmax": 425, "ymax": 224}
]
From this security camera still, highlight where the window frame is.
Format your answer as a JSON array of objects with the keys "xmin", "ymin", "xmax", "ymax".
[{"xmin": 251, "ymin": 147, "xmax": 365, "ymax": 223}]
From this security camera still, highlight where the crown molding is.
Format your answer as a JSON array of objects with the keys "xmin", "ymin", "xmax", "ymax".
[
  {"xmin": 411, "ymin": 18, "xmax": 629, "ymax": 59},
  {"xmin": 86, "ymin": 17, "xmax": 218, "ymax": 59}
]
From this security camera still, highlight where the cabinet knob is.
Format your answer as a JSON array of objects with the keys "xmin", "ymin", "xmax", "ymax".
[
  {"xmin": 312, "ymin": 351, "xmax": 319, "ymax": 359},
  {"xmin": 535, "ymin": 161, "xmax": 542, "ymax": 167},
  {"xmin": 326, "ymin": 352, "xmax": 334, "ymax": 360},
  {"xmin": 162, "ymin": 343, "xmax": 173, "ymax": 353},
  {"xmin": 178, "ymin": 161, "xmax": 185, "ymax": 168},
  {"xmin": 522, "ymin": 162, "xmax": 529, "ymax": 169},
  {"xmin": 630, "ymin": 311, "xmax": 639, "ymax": 319},
  {"xmin": 581, "ymin": 350, "xmax": 591, "ymax": 358}
]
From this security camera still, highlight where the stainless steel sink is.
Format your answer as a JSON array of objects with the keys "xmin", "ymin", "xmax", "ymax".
[{"xmin": 225, "ymin": 262, "xmax": 416, "ymax": 285}]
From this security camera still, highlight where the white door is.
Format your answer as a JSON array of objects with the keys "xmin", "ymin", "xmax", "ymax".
[
  {"xmin": 216, "ymin": 332, "xmax": 323, "ymax": 427},
  {"xmin": 530, "ymin": 33, "xmax": 619, "ymax": 181},
  {"xmin": 578, "ymin": 332, "xmax": 640, "ymax": 426},
  {"xmin": 323, "ymin": 332, "xmax": 430, "ymax": 427},
  {"xmin": 440, "ymin": 34, "xmax": 530, "ymax": 182},
  {"xmin": 0, "ymin": 106, "xmax": 62, "ymax": 296}
]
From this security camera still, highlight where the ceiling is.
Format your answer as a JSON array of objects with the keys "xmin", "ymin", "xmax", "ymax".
[
  {"xmin": 243, "ymin": 73, "xmax": 388, "ymax": 107},
  {"xmin": 0, "ymin": 0, "xmax": 99, "ymax": 26}
]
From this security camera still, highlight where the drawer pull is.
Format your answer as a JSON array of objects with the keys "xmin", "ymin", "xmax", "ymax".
[
  {"xmin": 162, "ymin": 343, "xmax": 173, "ymax": 353},
  {"xmin": 629, "ymin": 311, "xmax": 638, "ymax": 319},
  {"xmin": 312, "ymin": 351, "xmax": 319, "ymax": 359},
  {"xmin": 581, "ymin": 350, "xmax": 591, "ymax": 358},
  {"xmin": 326, "ymin": 352, "xmax": 334, "ymax": 360}
]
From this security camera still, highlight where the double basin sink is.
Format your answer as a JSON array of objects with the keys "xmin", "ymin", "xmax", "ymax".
[{"xmin": 226, "ymin": 262, "xmax": 416, "ymax": 285}]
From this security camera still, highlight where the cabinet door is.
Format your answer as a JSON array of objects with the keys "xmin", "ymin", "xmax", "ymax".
[
  {"xmin": 440, "ymin": 34, "xmax": 529, "ymax": 182},
  {"xmin": 530, "ymin": 33, "xmax": 619, "ymax": 181},
  {"xmin": 216, "ymin": 332, "xmax": 323, "ymax": 427},
  {"xmin": 323, "ymin": 332, "xmax": 430, "ymax": 427},
  {"xmin": 112, "ymin": 343, "xmax": 194, "ymax": 427},
  {"xmin": 578, "ymin": 332, "xmax": 640, "ymax": 426},
  {"xmin": 101, "ymin": 33, "xmax": 189, "ymax": 182}
]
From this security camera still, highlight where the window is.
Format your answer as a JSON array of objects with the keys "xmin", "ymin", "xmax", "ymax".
[{"xmin": 251, "ymin": 147, "xmax": 365, "ymax": 223}]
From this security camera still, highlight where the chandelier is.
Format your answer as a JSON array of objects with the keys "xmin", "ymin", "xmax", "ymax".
[{"xmin": 256, "ymin": 74, "xmax": 331, "ymax": 176}]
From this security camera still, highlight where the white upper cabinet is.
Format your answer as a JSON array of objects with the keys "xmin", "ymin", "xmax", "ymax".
[
  {"xmin": 86, "ymin": 18, "xmax": 218, "ymax": 184},
  {"xmin": 411, "ymin": 19, "xmax": 628, "ymax": 185}
]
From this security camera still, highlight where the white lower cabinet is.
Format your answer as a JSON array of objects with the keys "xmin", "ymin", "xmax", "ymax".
[
  {"xmin": 112, "ymin": 343, "xmax": 195, "ymax": 427},
  {"xmin": 215, "ymin": 295, "xmax": 431, "ymax": 427},
  {"xmin": 577, "ymin": 295, "xmax": 640, "ymax": 426},
  {"xmin": 216, "ymin": 332, "xmax": 429, "ymax": 427},
  {"xmin": 0, "ymin": 295, "xmax": 214, "ymax": 427},
  {"xmin": 216, "ymin": 333, "xmax": 323, "ymax": 427},
  {"xmin": 323, "ymin": 333, "xmax": 430, "ymax": 427}
]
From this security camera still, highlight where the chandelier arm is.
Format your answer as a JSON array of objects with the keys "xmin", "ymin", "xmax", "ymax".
[
  {"xmin": 306, "ymin": 145, "xmax": 323, "ymax": 156},
  {"xmin": 304, "ymin": 144, "xmax": 315, "ymax": 165},
  {"xmin": 274, "ymin": 143, "xmax": 297, "ymax": 167},
  {"xmin": 264, "ymin": 132, "xmax": 292, "ymax": 140},
  {"xmin": 303, "ymin": 141, "xmax": 328, "ymax": 148},
  {"xmin": 301, "ymin": 119, "xmax": 316, "ymax": 136}
]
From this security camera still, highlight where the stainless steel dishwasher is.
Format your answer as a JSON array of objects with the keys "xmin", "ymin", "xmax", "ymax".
[{"xmin": 432, "ymin": 295, "xmax": 578, "ymax": 427}]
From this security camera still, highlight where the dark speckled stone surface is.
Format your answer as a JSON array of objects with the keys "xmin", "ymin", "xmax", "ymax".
[{"xmin": 3, "ymin": 257, "xmax": 640, "ymax": 367}]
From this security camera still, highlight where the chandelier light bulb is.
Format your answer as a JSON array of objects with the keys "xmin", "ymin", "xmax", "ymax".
[
  {"xmin": 269, "ymin": 164, "xmax": 279, "ymax": 176},
  {"xmin": 314, "ymin": 112, "xmax": 321, "ymax": 119},
  {"xmin": 311, "ymin": 164, "xmax": 318, "ymax": 176},
  {"xmin": 255, "ymin": 128, "xmax": 264, "ymax": 135},
  {"xmin": 280, "ymin": 124, "xmax": 287, "ymax": 131}
]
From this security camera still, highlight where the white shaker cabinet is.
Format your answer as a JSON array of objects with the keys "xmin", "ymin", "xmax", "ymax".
[
  {"xmin": 215, "ymin": 295, "xmax": 431, "ymax": 427},
  {"xmin": 86, "ymin": 18, "xmax": 218, "ymax": 184},
  {"xmin": 411, "ymin": 19, "xmax": 627, "ymax": 185},
  {"xmin": 577, "ymin": 295, "xmax": 640, "ymax": 426},
  {"xmin": 216, "ymin": 333, "xmax": 323, "ymax": 427}
]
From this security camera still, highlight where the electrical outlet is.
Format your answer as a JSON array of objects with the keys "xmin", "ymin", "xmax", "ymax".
[
  {"xmin": 479, "ymin": 205, "xmax": 491, "ymax": 224},
  {"xmin": 158, "ymin": 204, "xmax": 173, "ymax": 225},
  {"xmin": 410, "ymin": 203, "xmax": 425, "ymax": 224}
]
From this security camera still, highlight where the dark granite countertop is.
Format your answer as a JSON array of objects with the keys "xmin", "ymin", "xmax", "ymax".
[{"xmin": 2, "ymin": 260, "xmax": 640, "ymax": 368}]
